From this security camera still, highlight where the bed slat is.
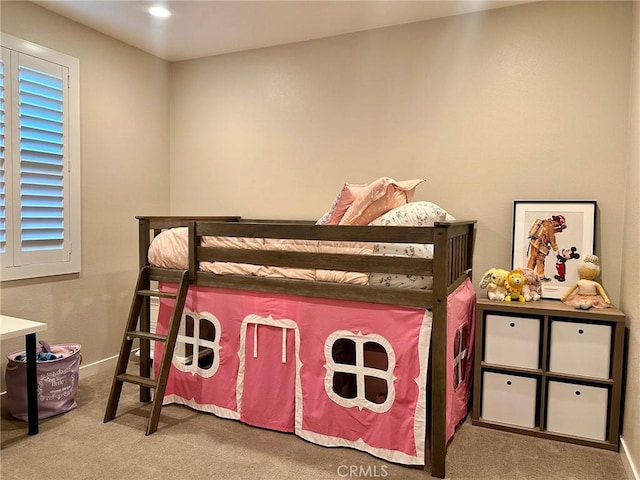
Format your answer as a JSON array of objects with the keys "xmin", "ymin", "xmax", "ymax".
[
  {"xmin": 195, "ymin": 222, "xmax": 436, "ymax": 243},
  {"xmin": 196, "ymin": 246, "xmax": 433, "ymax": 276},
  {"xmin": 194, "ymin": 271, "xmax": 433, "ymax": 308}
]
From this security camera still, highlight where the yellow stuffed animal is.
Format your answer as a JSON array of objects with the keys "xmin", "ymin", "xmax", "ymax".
[
  {"xmin": 505, "ymin": 269, "xmax": 526, "ymax": 302},
  {"xmin": 479, "ymin": 268, "xmax": 509, "ymax": 301}
]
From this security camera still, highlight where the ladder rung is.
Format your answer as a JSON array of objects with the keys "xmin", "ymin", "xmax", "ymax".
[
  {"xmin": 137, "ymin": 289, "xmax": 178, "ymax": 299},
  {"xmin": 116, "ymin": 373, "xmax": 156, "ymax": 389},
  {"xmin": 127, "ymin": 331, "xmax": 167, "ymax": 342}
]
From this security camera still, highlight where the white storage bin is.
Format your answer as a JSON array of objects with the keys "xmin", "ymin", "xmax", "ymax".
[
  {"xmin": 481, "ymin": 372, "xmax": 537, "ymax": 428},
  {"xmin": 549, "ymin": 321, "xmax": 611, "ymax": 379},
  {"xmin": 484, "ymin": 314, "xmax": 540, "ymax": 369},
  {"xmin": 546, "ymin": 381, "xmax": 608, "ymax": 441}
]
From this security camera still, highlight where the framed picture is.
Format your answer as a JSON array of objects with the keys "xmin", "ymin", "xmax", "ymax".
[{"xmin": 511, "ymin": 201, "xmax": 597, "ymax": 300}]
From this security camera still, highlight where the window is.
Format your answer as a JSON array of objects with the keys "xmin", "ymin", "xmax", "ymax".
[
  {"xmin": 1, "ymin": 34, "xmax": 80, "ymax": 281},
  {"xmin": 173, "ymin": 310, "xmax": 221, "ymax": 378},
  {"xmin": 324, "ymin": 331, "xmax": 396, "ymax": 413},
  {"xmin": 453, "ymin": 324, "xmax": 470, "ymax": 389}
]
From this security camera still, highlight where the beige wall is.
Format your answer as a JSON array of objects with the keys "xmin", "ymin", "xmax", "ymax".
[
  {"xmin": 0, "ymin": 1, "xmax": 170, "ymax": 384},
  {"xmin": 170, "ymin": 1, "xmax": 631, "ymax": 307},
  {"xmin": 621, "ymin": 2, "xmax": 640, "ymax": 477}
]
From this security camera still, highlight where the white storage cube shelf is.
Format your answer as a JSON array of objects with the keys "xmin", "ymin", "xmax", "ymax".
[
  {"xmin": 484, "ymin": 314, "xmax": 541, "ymax": 369},
  {"xmin": 549, "ymin": 320, "xmax": 612, "ymax": 379},
  {"xmin": 482, "ymin": 372, "xmax": 537, "ymax": 428},
  {"xmin": 546, "ymin": 381, "xmax": 609, "ymax": 441}
]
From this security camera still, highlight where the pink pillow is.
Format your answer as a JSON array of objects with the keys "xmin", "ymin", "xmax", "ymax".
[
  {"xmin": 316, "ymin": 183, "xmax": 368, "ymax": 225},
  {"xmin": 339, "ymin": 177, "xmax": 425, "ymax": 226}
]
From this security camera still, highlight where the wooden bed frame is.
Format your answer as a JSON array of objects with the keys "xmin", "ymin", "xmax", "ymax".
[{"xmin": 134, "ymin": 215, "xmax": 476, "ymax": 479}]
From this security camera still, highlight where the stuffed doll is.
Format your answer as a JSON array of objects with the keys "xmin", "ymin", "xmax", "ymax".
[
  {"xmin": 479, "ymin": 268, "xmax": 509, "ymax": 301},
  {"xmin": 504, "ymin": 269, "xmax": 526, "ymax": 302},
  {"xmin": 519, "ymin": 267, "xmax": 542, "ymax": 301},
  {"xmin": 561, "ymin": 255, "xmax": 611, "ymax": 309}
]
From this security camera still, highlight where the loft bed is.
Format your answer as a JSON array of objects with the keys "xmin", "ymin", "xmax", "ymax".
[{"xmin": 133, "ymin": 211, "xmax": 476, "ymax": 479}]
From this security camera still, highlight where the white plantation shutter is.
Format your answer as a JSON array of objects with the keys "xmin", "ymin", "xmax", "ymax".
[
  {"xmin": 15, "ymin": 55, "xmax": 69, "ymax": 264},
  {"xmin": 1, "ymin": 35, "xmax": 80, "ymax": 281},
  {"xmin": 0, "ymin": 46, "xmax": 13, "ymax": 265},
  {"xmin": 0, "ymin": 51, "xmax": 6, "ymax": 256}
]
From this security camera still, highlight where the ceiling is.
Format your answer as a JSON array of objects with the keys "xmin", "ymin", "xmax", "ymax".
[{"xmin": 33, "ymin": 0, "xmax": 533, "ymax": 62}]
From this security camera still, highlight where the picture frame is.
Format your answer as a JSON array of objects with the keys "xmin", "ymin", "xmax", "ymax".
[{"xmin": 511, "ymin": 201, "xmax": 597, "ymax": 300}]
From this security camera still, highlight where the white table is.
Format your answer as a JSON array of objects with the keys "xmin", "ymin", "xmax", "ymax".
[{"xmin": 0, "ymin": 315, "xmax": 48, "ymax": 434}]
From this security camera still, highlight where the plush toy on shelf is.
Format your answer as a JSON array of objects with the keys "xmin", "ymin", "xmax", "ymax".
[
  {"xmin": 479, "ymin": 268, "xmax": 509, "ymax": 301},
  {"xmin": 519, "ymin": 267, "xmax": 542, "ymax": 301},
  {"xmin": 504, "ymin": 269, "xmax": 526, "ymax": 302},
  {"xmin": 561, "ymin": 255, "xmax": 612, "ymax": 309}
]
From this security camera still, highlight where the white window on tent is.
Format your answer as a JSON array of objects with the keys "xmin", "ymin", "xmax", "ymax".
[
  {"xmin": 1, "ymin": 34, "xmax": 80, "ymax": 281},
  {"xmin": 324, "ymin": 331, "xmax": 396, "ymax": 413},
  {"xmin": 453, "ymin": 324, "xmax": 470, "ymax": 390},
  {"xmin": 173, "ymin": 310, "xmax": 221, "ymax": 378}
]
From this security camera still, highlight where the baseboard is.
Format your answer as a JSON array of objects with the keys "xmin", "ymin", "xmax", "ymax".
[
  {"xmin": 621, "ymin": 436, "xmax": 639, "ymax": 480},
  {"xmin": 78, "ymin": 354, "xmax": 119, "ymax": 380}
]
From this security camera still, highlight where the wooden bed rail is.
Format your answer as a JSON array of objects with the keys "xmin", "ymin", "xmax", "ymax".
[
  {"xmin": 195, "ymin": 222, "xmax": 438, "ymax": 242},
  {"xmin": 137, "ymin": 216, "xmax": 475, "ymax": 303}
]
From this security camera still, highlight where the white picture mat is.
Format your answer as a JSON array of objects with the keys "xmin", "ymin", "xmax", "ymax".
[{"xmin": 512, "ymin": 201, "xmax": 596, "ymax": 299}]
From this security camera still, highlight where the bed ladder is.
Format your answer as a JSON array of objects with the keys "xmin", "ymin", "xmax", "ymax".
[{"xmin": 103, "ymin": 266, "xmax": 190, "ymax": 435}]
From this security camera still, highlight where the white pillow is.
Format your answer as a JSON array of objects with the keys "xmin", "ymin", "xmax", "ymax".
[
  {"xmin": 368, "ymin": 202, "xmax": 456, "ymax": 289},
  {"xmin": 369, "ymin": 201, "xmax": 455, "ymax": 227}
]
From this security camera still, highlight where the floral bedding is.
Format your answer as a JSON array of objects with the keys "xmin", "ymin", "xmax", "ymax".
[{"xmin": 368, "ymin": 201, "xmax": 456, "ymax": 289}]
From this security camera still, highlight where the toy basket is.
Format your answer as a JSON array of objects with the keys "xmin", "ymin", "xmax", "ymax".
[{"xmin": 5, "ymin": 340, "xmax": 81, "ymax": 421}]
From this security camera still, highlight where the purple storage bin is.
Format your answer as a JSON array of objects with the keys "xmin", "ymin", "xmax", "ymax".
[{"xmin": 5, "ymin": 340, "xmax": 81, "ymax": 421}]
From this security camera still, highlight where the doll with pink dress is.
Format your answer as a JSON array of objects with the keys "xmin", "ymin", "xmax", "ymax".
[{"xmin": 561, "ymin": 255, "xmax": 611, "ymax": 309}]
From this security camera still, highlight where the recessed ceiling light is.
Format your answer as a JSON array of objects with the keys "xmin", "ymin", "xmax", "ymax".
[{"xmin": 148, "ymin": 6, "xmax": 171, "ymax": 18}]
